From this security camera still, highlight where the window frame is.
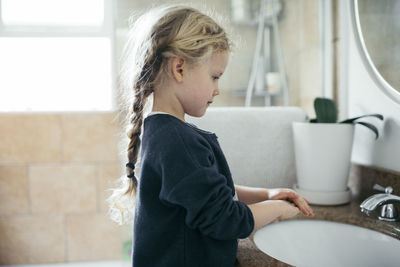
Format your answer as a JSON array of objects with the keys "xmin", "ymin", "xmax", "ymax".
[{"xmin": 0, "ymin": 0, "xmax": 117, "ymax": 112}]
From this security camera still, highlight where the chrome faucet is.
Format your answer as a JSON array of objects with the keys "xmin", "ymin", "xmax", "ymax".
[{"xmin": 360, "ymin": 184, "xmax": 400, "ymax": 222}]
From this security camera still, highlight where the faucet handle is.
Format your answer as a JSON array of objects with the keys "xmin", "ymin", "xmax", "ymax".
[
  {"xmin": 379, "ymin": 204, "xmax": 399, "ymax": 222},
  {"xmin": 373, "ymin": 184, "xmax": 393, "ymax": 194}
]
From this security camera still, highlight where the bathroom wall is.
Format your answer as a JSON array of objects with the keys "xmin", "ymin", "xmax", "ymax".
[
  {"xmin": 339, "ymin": 0, "xmax": 400, "ymax": 173},
  {"xmin": 0, "ymin": 113, "xmax": 130, "ymax": 264},
  {"xmin": 115, "ymin": 0, "xmax": 322, "ymax": 116}
]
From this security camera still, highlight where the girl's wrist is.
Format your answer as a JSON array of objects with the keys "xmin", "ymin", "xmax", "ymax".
[
  {"xmin": 256, "ymin": 188, "xmax": 269, "ymax": 202},
  {"xmin": 264, "ymin": 188, "xmax": 270, "ymax": 201}
]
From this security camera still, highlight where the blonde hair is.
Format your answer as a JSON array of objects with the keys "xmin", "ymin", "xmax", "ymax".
[{"xmin": 107, "ymin": 4, "xmax": 232, "ymax": 225}]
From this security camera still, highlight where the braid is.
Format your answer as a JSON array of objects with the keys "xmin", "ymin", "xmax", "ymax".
[{"xmin": 126, "ymin": 86, "xmax": 153, "ymax": 191}]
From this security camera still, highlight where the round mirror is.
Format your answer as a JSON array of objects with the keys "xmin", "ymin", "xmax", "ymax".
[{"xmin": 350, "ymin": 0, "xmax": 400, "ymax": 104}]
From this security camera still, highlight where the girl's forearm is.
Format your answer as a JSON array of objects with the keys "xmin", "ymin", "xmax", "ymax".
[
  {"xmin": 234, "ymin": 184, "xmax": 268, "ymax": 204},
  {"xmin": 248, "ymin": 200, "xmax": 286, "ymax": 232}
]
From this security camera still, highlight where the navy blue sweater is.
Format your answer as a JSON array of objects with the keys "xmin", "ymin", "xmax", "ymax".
[{"xmin": 132, "ymin": 114, "xmax": 254, "ymax": 267}]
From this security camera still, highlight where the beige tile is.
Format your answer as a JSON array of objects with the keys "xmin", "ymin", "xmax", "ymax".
[
  {"xmin": 0, "ymin": 214, "xmax": 64, "ymax": 264},
  {"xmin": 284, "ymin": 53, "xmax": 301, "ymax": 107},
  {"xmin": 0, "ymin": 165, "xmax": 30, "ymax": 215},
  {"xmin": 299, "ymin": 48, "xmax": 321, "ymax": 117},
  {"xmin": 0, "ymin": 114, "xmax": 62, "ymax": 163},
  {"xmin": 280, "ymin": 0, "xmax": 320, "ymax": 111},
  {"xmin": 280, "ymin": 0, "xmax": 301, "ymax": 55},
  {"xmin": 61, "ymin": 113, "xmax": 120, "ymax": 162},
  {"xmin": 67, "ymin": 213, "xmax": 122, "ymax": 261},
  {"xmin": 120, "ymin": 223, "xmax": 133, "ymax": 244},
  {"xmin": 98, "ymin": 163, "xmax": 122, "ymax": 212},
  {"xmin": 213, "ymin": 90, "xmax": 246, "ymax": 107},
  {"xmin": 301, "ymin": 0, "xmax": 320, "ymax": 48},
  {"xmin": 30, "ymin": 164, "xmax": 97, "ymax": 213},
  {"xmin": 223, "ymin": 27, "xmax": 256, "ymax": 91}
]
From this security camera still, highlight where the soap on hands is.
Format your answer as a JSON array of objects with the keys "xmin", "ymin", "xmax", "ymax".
[{"xmin": 249, "ymin": 200, "xmax": 300, "ymax": 232}]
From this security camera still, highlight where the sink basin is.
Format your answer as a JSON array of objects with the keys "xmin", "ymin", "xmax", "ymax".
[{"xmin": 253, "ymin": 219, "xmax": 400, "ymax": 267}]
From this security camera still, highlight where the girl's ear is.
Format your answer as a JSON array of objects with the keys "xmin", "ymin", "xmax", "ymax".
[{"xmin": 171, "ymin": 57, "xmax": 185, "ymax": 82}]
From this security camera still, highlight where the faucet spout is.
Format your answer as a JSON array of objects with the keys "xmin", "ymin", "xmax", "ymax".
[{"xmin": 360, "ymin": 193, "xmax": 400, "ymax": 213}]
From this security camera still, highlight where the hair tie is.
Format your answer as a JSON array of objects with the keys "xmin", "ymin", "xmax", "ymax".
[
  {"xmin": 126, "ymin": 162, "xmax": 135, "ymax": 178},
  {"xmin": 126, "ymin": 163, "xmax": 138, "ymax": 186},
  {"xmin": 126, "ymin": 162, "xmax": 135, "ymax": 170}
]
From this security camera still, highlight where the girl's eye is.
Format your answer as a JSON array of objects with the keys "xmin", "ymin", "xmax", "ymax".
[{"xmin": 212, "ymin": 76, "xmax": 219, "ymax": 81}]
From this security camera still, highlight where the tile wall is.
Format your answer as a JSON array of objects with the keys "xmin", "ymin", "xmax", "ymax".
[{"xmin": 0, "ymin": 112, "xmax": 131, "ymax": 264}]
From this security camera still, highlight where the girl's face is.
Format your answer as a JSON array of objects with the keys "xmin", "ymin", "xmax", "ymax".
[{"xmin": 176, "ymin": 51, "xmax": 229, "ymax": 118}]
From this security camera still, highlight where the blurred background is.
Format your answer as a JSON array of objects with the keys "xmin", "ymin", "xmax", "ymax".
[{"xmin": 0, "ymin": 0, "xmax": 336, "ymax": 265}]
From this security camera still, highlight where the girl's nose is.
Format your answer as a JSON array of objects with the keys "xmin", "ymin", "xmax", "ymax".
[{"xmin": 213, "ymin": 89, "xmax": 220, "ymax": 97}]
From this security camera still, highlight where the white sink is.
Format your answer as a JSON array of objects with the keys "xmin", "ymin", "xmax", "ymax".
[{"xmin": 253, "ymin": 219, "xmax": 400, "ymax": 267}]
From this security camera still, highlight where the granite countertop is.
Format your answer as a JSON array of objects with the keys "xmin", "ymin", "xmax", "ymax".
[{"xmin": 236, "ymin": 199, "xmax": 400, "ymax": 267}]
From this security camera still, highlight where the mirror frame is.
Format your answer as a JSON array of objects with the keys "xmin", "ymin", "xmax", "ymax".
[{"xmin": 350, "ymin": 0, "xmax": 400, "ymax": 104}]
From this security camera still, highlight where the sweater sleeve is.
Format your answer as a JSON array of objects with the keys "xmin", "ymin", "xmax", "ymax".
[{"xmin": 157, "ymin": 125, "xmax": 254, "ymax": 240}]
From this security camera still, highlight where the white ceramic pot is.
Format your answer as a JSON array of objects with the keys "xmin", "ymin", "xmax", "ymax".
[{"xmin": 292, "ymin": 122, "xmax": 355, "ymax": 192}]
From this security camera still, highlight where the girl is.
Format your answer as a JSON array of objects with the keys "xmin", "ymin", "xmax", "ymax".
[{"xmin": 107, "ymin": 4, "xmax": 314, "ymax": 267}]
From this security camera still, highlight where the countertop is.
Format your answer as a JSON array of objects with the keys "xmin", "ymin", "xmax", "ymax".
[{"xmin": 235, "ymin": 199, "xmax": 400, "ymax": 267}]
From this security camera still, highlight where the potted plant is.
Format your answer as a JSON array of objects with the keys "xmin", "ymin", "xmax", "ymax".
[{"xmin": 292, "ymin": 97, "xmax": 383, "ymax": 205}]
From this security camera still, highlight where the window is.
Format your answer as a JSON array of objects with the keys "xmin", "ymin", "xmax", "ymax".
[{"xmin": 0, "ymin": 0, "xmax": 115, "ymax": 112}]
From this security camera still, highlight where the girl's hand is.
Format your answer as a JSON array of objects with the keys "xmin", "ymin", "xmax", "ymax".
[
  {"xmin": 268, "ymin": 188, "xmax": 314, "ymax": 217},
  {"xmin": 276, "ymin": 200, "xmax": 300, "ymax": 221}
]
